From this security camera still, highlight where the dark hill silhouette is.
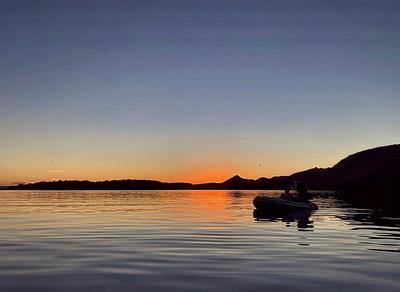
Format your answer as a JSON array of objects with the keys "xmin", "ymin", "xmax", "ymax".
[
  {"xmin": 221, "ymin": 175, "xmax": 262, "ymax": 189},
  {"xmin": 331, "ymin": 145, "xmax": 400, "ymax": 210},
  {"xmin": 7, "ymin": 144, "xmax": 400, "ymax": 210},
  {"xmin": 8, "ymin": 179, "xmax": 193, "ymax": 190},
  {"xmin": 289, "ymin": 144, "xmax": 400, "ymax": 190},
  {"xmin": 332, "ymin": 144, "xmax": 400, "ymax": 185}
]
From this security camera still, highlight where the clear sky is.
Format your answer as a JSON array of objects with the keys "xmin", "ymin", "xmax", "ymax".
[{"xmin": 0, "ymin": 0, "xmax": 399, "ymax": 185}]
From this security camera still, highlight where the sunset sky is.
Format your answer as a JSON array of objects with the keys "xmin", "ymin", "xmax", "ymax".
[{"xmin": 0, "ymin": 0, "xmax": 399, "ymax": 185}]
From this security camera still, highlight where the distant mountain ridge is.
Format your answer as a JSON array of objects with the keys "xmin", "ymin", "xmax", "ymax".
[
  {"xmin": 290, "ymin": 144, "xmax": 400, "ymax": 190},
  {"xmin": 7, "ymin": 144, "xmax": 400, "ymax": 211},
  {"xmin": 8, "ymin": 144, "xmax": 400, "ymax": 192}
]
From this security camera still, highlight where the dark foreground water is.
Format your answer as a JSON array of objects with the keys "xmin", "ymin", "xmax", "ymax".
[{"xmin": 0, "ymin": 190, "xmax": 399, "ymax": 292}]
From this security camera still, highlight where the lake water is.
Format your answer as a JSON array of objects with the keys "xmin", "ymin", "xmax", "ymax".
[{"xmin": 0, "ymin": 190, "xmax": 399, "ymax": 291}]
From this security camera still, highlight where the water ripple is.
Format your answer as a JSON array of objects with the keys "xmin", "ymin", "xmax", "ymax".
[{"xmin": 0, "ymin": 190, "xmax": 399, "ymax": 291}]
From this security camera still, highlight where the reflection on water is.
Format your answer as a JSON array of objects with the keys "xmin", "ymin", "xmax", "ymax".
[
  {"xmin": 0, "ymin": 190, "xmax": 399, "ymax": 291},
  {"xmin": 253, "ymin": 209, "xmax": 315, "ymax": 231}
]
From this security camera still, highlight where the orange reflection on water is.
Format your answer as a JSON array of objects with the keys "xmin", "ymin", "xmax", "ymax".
[{"xmin": 0, "ymin": 190, "xmax": 257, "ymax": 234}]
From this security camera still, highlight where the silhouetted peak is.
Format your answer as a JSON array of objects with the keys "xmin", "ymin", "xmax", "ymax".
[
  {"xmin": 223, "ymin": 175, "xmax": 248, "ymax": 184},
  {"xmin": 256, "ymin": 177, "xmax": 269, "ymax": 183}
]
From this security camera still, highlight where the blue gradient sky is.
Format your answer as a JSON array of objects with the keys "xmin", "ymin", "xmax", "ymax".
[{"xmin": 1, "ymin": 0, "xmax": 399, "ymax": 184}]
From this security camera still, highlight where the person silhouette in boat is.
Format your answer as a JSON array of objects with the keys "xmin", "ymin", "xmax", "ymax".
[
  {"xmin": 281, "ymin": 188, "xmax": 293, "ymax": 199},
  {"xmin": 281, "ymin": 181, "xmax": 311, "ymax": 202},
  {"xmin": 294, "ymin": 181, "xmax": 312, "ymax": 201}
]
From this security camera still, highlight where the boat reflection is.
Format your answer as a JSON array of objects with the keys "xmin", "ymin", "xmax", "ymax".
[{"xmin": 253, "ymin": 208, "xmax": 314, "ymax": 231}]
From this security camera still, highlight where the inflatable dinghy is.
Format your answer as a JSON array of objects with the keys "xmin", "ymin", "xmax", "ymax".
[{"xmin": 253, "ymin": 195, "xmax": 318, "ymax": 212}]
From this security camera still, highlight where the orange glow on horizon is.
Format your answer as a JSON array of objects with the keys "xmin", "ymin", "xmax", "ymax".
[
  {"xmin": 184, "ymin": 168, "xmax": 235, "ymax": 184},
  {"xmin": 0, "ymin": 167, "xmax": 302, "ymax": 186},
  {"xmin": 0, "ymin": 153, "xmax": 338, "ymax": 186}
]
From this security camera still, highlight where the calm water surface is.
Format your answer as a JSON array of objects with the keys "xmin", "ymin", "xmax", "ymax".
[{"xmin": 0, "ymin": 190, "xmax": 399, "ymax": 291}]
